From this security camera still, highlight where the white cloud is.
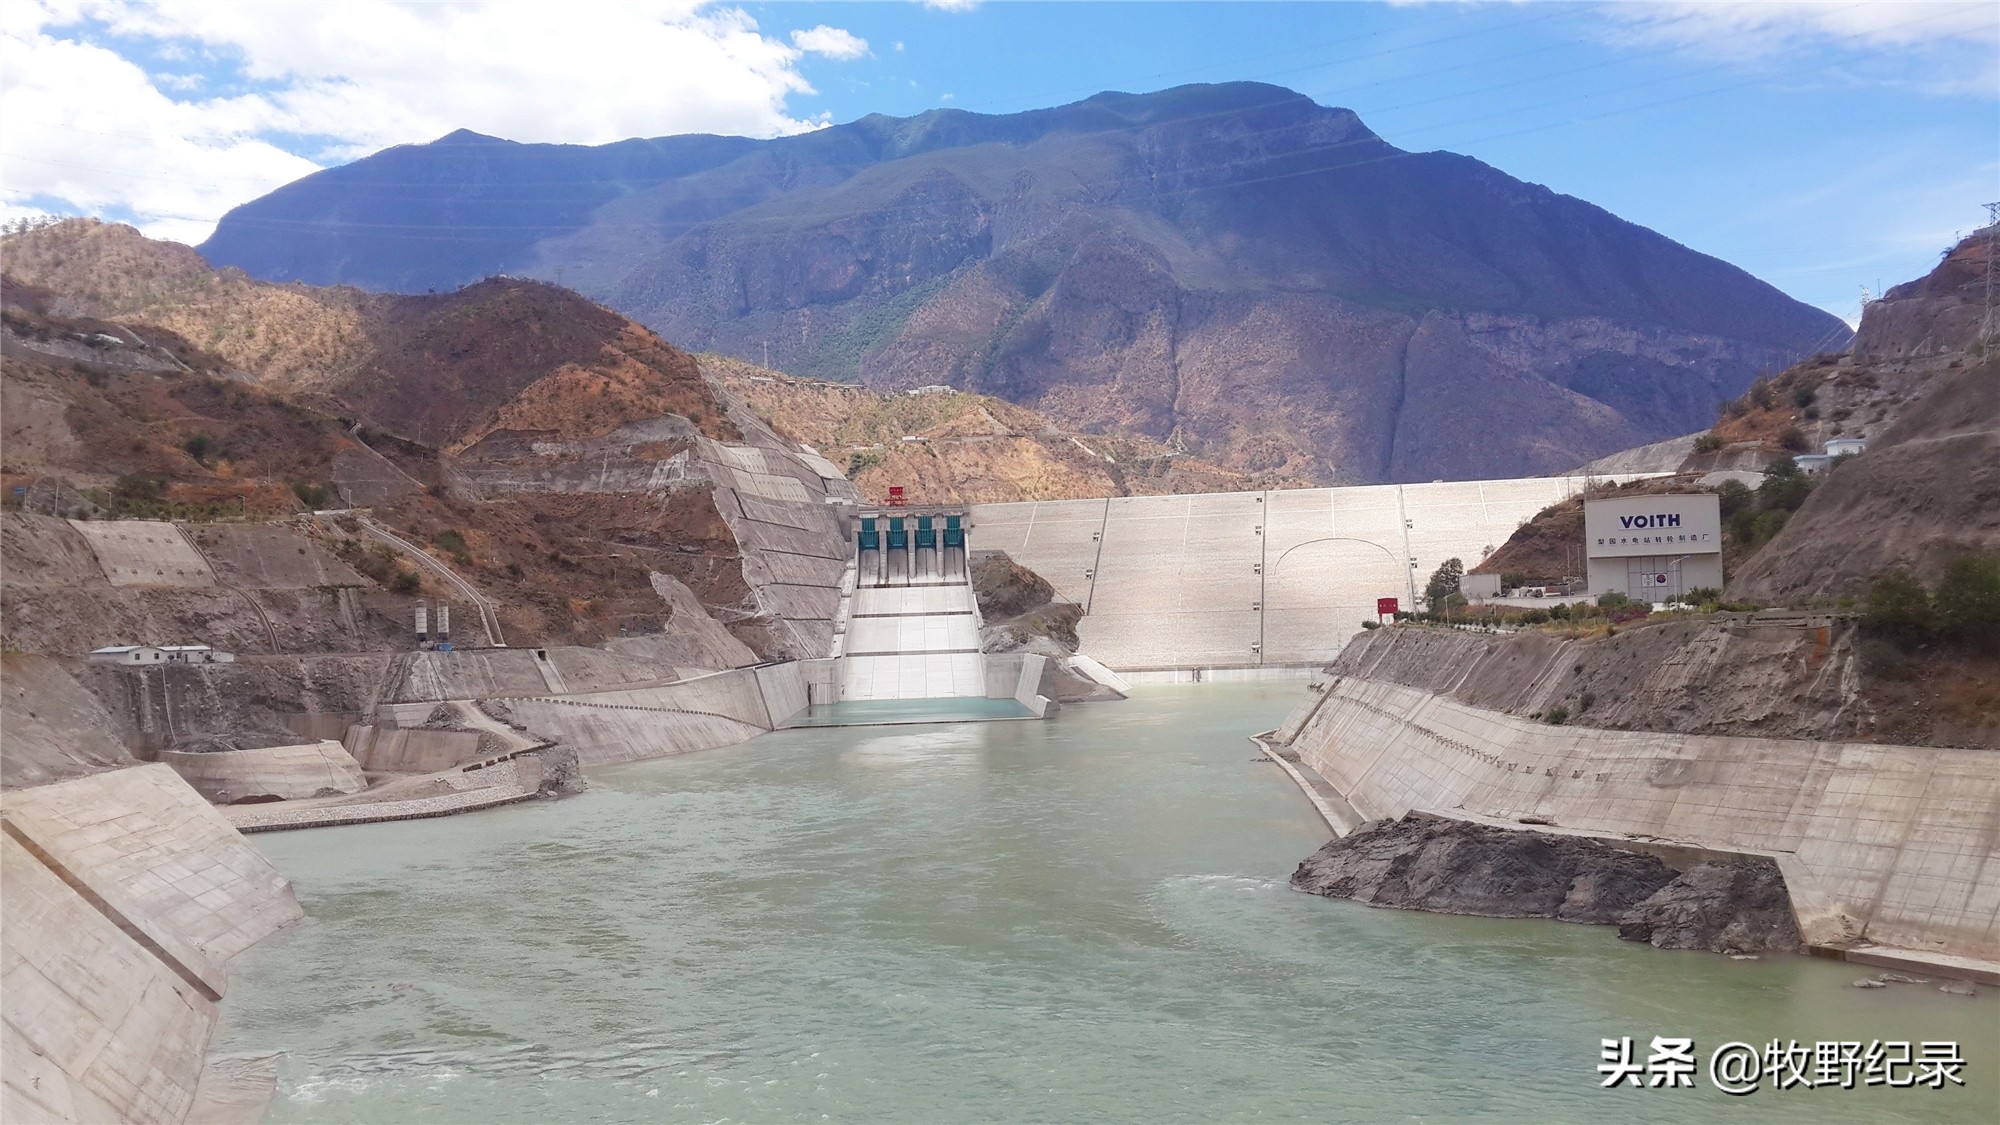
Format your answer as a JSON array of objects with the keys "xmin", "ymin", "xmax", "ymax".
[
  {"xmin": 0, "ymin": 1, "xmax": 872, "ymax": 243},
  {"xmin": 1596, "ymin": 2, "xmax": 1999, "ymax": 98},
  {"xmin": 1609, "ymin": 1, "xmax": 1997, "ymax": 53},
  {"xmin": 792, "ymin": 24, "xmax": 868, "ymax": 60},
  {"xmin": 920, "ymin": 0, "xmax": 980, "ymax": 12}
]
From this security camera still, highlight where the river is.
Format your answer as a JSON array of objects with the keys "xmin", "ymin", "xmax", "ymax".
[{"xmin": 220, "ymin": 683, "xmax": 1996, "ymax": 1122}]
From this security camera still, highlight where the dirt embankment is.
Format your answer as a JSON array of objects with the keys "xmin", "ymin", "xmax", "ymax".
[{"xmin": 1292, "ymin": 815, "xmax": 1801, "ymax": 955}]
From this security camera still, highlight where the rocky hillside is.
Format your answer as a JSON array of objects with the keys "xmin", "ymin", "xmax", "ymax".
[
  {"xmin": 1328, "ymin": 616, "xmax": 1996, "ymax": 750},
  {"xmin": 704, "ymin": 354, "xmax": 1281, "ymax": 504},
  {"xmin": 2, "ymin": 221, "xmax": 852, "ymax": 664},
  {"xmin": 1725, "ymin": 229, "xmax": 1999, "ymax": 602},
  {"xmin": 197, "ymin": 83, "xmax": 1847, "ymax": 484}
]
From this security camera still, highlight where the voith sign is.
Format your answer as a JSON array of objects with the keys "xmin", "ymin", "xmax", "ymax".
[{"xmin": 1582, "ymin": 493, "xmax": 1723, "ymax": 560}]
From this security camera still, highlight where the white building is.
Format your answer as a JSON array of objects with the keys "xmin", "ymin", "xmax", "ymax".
[
  {"xmin": 1825, "ymin": 437, "xmax": 1866, "ymax": 458},
  {"xmin": 1583, "ymin": 493, "xmax": 1724, "ymax": 604},
  {"xmin": 87, "ymin": 645, "xmax": 165, "ymax": 665},
  {"xmin": 161, "ymin": 644, "xmax": 235, "ymax": 664},
  {"xmin": 86, "ymin": 644, "xmax": 234, "ymax": 665}
]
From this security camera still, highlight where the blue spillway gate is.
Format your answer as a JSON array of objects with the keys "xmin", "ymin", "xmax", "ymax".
[
  {"xmin": 858, "ymin": 516, "xmax": 879, "ymax": 551},
  {"xmin": 943, "ymin": 514, "xmax": 964, "ymax": 549},
  {"xmin": 887, "ymin": 517, "xmax": 908, "ymax": 549},
  {"xmin": 916, "ymin": 515, "xmax": 937, "ymax": 549}
]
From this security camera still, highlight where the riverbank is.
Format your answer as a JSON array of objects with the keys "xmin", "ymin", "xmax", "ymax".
[{"xmin": 1259, "ymin": 663, "xmax": 2000, "ymax": 985}]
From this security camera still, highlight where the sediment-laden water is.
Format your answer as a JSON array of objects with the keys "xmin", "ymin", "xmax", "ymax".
[{"xmin": 221, "ymin": 684, "xmax": 1995, "ymax": 1122}]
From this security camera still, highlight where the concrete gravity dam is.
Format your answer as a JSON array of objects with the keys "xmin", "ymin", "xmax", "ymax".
[{"xmin": 972, "ymin": 476, "xmax": 1620, "ymax": 673}]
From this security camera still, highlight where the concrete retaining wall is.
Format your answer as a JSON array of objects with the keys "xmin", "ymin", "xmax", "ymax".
[
  {"xmin": 1275, "ymin": 677, "xmax": 2000, "ymax": 960},
  {"xmin": 1, "ymin": 765, "xmax": 303, "ymax": 1124},
  {"xmin": 499, "ymin": 663, "xmax": 809, "ymax": 767},
  {"xmin": 160, "ymin": 741, "xmax": 365, "ymax": 803},
  {"xmin": 972, "ymin": 476, "xmax": 1640, "ymax": 671},
  {"xmin": 982, "ymin": 652, "xmax": 1054, "ymax": 716},
  {"xmin": 343, "ymin": 727, "xmax": 485, "ymax": 773}
]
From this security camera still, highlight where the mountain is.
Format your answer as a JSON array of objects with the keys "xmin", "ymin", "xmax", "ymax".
[
  {"xmin": 199, "ymin": 82, "xmax": 1850, "ymax": 483},
  {"xmin": 3, "ymin": 220, "xmax": 852, "ymax": 662}
]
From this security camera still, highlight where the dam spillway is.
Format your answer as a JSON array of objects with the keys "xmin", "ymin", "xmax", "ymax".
[
  {"xmin": 840, "ymin": 509, "xmax": 982, "ymax": 701},
  {"xmin": 971, "ymin": 476, "xmax": 1629, "ymax": 672}
]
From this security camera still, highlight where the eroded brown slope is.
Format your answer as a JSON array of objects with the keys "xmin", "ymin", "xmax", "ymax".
[
  {"xmin": 705, "ymin": 354, "xmax": 1288, "ymax": 503},
  {"xmin": 2, "ymin": 223, "xmax": 842, "ymax": 663}
]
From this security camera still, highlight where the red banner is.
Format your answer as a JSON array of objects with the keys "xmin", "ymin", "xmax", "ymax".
[{"xmin": 1376, "ymin": 597, "xmax": 1399, "ymax": 616}]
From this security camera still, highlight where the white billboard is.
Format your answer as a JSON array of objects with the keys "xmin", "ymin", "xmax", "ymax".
[{"xmin": 1583, "ymin": 493, "xmax": 1722, "ymax": 560}]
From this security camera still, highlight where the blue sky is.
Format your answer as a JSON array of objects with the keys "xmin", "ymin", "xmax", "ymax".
[{"xmin": 4, "ymin": 2, "xmax": 1995, "ymax": 324}]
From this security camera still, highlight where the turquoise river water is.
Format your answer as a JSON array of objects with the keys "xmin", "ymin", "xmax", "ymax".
[{"xmin": 220, "ymin": 683, "xmax": 1997, "ymax": 1123}]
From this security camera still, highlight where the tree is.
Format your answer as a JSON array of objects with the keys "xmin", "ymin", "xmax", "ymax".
[
  {"xmin": 1715, "ymin": 479, "xmax": 1752, "ymax": 519},
  {"xmin": 1424, "ymin": 557, "xmax": 1464, "ymax": 608},
  {"xmin": 1757, "ymin": 458, "xmax": 1813, "ymax": 513},
  {"xmin": 1862, "ymin": 570, "xmax": 1932, "ymax": 645}
]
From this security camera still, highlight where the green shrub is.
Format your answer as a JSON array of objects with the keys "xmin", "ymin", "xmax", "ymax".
[
  {"xmin": 1359, "ymin": 619, "xmax": 1381, "ymax": 630},
  {"xmin": 1862, "ymin": 570, "xmax": 1932, "ymax": 644},
  {"xmin": 181, "ymin": 432, "xmax": 214, "ymax": 461},
  {"xmin": 1790, "ymin": 386, "xmax": 1816, "ymax": 409},
  {"xmin": 1692, "ymin": 432, "xmax": 1724, "ymax": 454},
  {"xmin": 1934, "ymin": 551, "xmax": 2000, "ymax": 650},
  {"xmin": 1777, "ymin": 427, "xmax": 1811, "ymax": 454},
  {"xmin": 1544, "ymin": 706, "xmax": 1570, "ymax": 726},
  {"xmin": 389, "ymin": 569, "xmax": 422, "ymax": 595},
  {"xmin": 1577, "ymin": 691, "xmax": 1596, "ymax": 712},
  {"xmin": 432, "ymin": 529, "xmax": 472, "ymax": 566},
  {"xmin": 290, "ymin": 480, "xmax": 329, "ymax": 509},
  {"xmin": 1858, "ymin": 639, "xmax": 1914, "ymax": 681}
]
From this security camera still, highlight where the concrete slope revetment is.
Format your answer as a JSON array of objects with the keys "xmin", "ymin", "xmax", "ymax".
[{"xmin": 1, "ymin": 764, "xmax": 303, "ymax": 1124}]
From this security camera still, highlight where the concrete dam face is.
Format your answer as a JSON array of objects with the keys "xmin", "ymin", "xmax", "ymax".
[{"xmin": 971, "ymin": 477, "xmax": 1619, "ymax": 672}]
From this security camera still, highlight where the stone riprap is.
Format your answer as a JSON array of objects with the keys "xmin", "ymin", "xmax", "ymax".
[{"xmin": 1272, "ymin": 675, "xmax": 2000, "ymax": 962}]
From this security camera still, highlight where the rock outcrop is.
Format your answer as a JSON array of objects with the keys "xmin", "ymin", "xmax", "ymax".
[
  {"xmin": 1291, "ymin": 815, "xmax": 1802, "ymax": 954},
  {"xmin": 1617, "ymin": 859, "xmax": 1802, "ymax": 953}
]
